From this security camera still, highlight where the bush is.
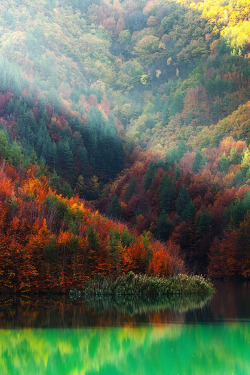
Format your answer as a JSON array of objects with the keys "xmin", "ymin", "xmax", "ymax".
[{"xmin": 74, "ymin": 272, "xmax": 214, "ymax": 296}]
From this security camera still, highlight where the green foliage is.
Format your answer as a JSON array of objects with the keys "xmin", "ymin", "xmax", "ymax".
[
  {"xmin": 125, "ymin": 178, "xmax": 136, "ymax": 200},
  {"xmin": 160, "ymin": 176, "xmax": 175, "ymax": 212},
  {"xmin": 0, "ymin": 130, "xmax": 9, "ymax": 159},
  {"xmin": 121, "ymin": 230, "xmax": 135, "ymax": 247},
  {"xmin": 87, "ymin": 226, "xmax": 99, "ymax": 252},
  {"xmin": 154, "ymin": 211, "xmax": 172, "ymax": 242},
  {"xmin": 218, "ymin": 153, "xmax": 229, "ymax": 173},
  {"xmin": 45, "ymin": 195, "xmax": 74, "ymax": 230},
  {"xmin": 107, "ymin": 230, "xmax": 121, "ymax": 264},
  {"xmin": 197, "ymin": 210, "xmax": 212, "ymax": 236},
  {"xmin": 165, "ymin": 142, "xmax": 187, "ymax": 168},
  {"xmin": 43, "ymin": 237, "xmax": 57, "ymax": 262},
  {"xmin": 79, "ymin": 272, "xmax": 214, "ymax": 296},
  {"xmin": 7, "ymin": 197, "xmax": 19, "ymax": 214},
  {"xmin": 174, "ymin": 165, "xmax": 182, "ymax": 180},
  {"xmin": 176, "ymin": 187, "xmax": 196, "ymax": 221},
  {"xmin": 106, "ymin": 195, "xmax": 123, "ymax": 220},
  {"xmin": 230, "ymin": 191, "xmax": 250, "ymax": 227},
  {"xmin": 144, "ymin": 162, "xmax": 156, "ymax": 191},
  {"xmin": 192, "ymin": 150, "xmax": 203, "ymax": 172}
]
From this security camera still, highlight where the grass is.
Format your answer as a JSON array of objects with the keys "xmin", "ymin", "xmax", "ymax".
[{"xmin": 70, "ymin": 272, "xmax": 214, "ymax": 297}]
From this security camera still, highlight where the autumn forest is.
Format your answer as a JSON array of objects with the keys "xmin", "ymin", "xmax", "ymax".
[{"xmin": 0, "ymin": 0, "xmax": 249, "ymax": 293}]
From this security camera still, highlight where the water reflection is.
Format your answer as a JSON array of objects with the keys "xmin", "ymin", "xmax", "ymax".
[
  {"xmin": 0, "ymin": 293, "xmax": 211, "ymax": 328},
  {"xmin": 0, "ymin": 324, "xmax": 249, "ymax": 375},
  {"xmin": 0, "ymin": 282, "xmax": 249, "ymax": 375}
]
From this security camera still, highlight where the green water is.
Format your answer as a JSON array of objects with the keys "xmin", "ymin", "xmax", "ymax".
[
  {"xmin": 0, "ymin": 324, "xmax": 249, "ymax": 375},
  {"xmin": 0, "ymin": 282, "xmax": 249, "ymax": 375}
]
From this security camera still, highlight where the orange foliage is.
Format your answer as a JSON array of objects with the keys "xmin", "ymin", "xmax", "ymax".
[{"xmin": 0, "ymin": 160, "xmax": 184, "ymax": 292}]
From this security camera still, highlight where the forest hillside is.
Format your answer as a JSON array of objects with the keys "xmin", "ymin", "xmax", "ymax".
[{"xmin": 0, "ymin": 0, "xmax": 249, "ymax": 289}]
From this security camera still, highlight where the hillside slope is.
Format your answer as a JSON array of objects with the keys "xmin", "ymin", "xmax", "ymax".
[{"xmin": 0, "ymin": 0, "xmax": 249, "ymax": 282}]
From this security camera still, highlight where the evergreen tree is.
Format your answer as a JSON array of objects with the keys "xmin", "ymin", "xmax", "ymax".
[
  {"xmin": 0, "ymin": 130, "xmax": 9, "ymax": 159},
  {"xmin": 121, "ymin": 230, "xmax": 135, "ymax": 247},
  {"xmin": 229, "ymin": 147, "xmax": 240, "ymax": 165},
  {"xmin": 56, "ymin": 140, "xmax": 75, "ymax": 179},
  {"xmin": 218, "ymin": 153, "xmax": 228, "ymax": 173},
  {"xmin": 155, "ymin": 211, "xmax": 172, "ymax": 241},
  {"xmin": 174, "ymin": 165, "xmax": 182, "ymax": 180},
  {"xmin": 75, "ymin": 175, "xmax": 88, "ymax": 198},
  {"xmin": 197, "ymin": 210, "xmax": 211, "ymax": 236},
  {"xmin": 144, "ymin": 162, "xmax": 156, "ymax": 190},
  {"xmin": 41, "ymin": 138, "xmax": 56, "ymax": 167},
  {"xmin": 87, "ymin": 226, "xmax": 99, "ymax": 252},
  {"xmin": 192, "ymin": 149, "xmax": 203, "ymax": 172},
  {"xmin": 106, "ymin": 195, "xmax": 123, "ymax": 219},
  {"xmin": 176, "ymin": 186, "xmax": 196, "ymax": 220},
  {"xmin": 107, "ymin": 230, "xmax": 121, "ymax": 264},
  {"xmin": 160, "ymin": 175, "xmax": 175, "ymax": 212},
  {"xmin": 125, "ymin": 178, "xmax": 136, "ymax": 200}
]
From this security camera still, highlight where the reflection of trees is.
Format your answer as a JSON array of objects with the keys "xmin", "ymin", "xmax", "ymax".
[
  {"xmin": 78, "ymin": 293, "xmax": 212, "ymax": 315},
  {"xmin": 0, "ymin": 294, "xmax": 211, "ymax": 328},
  {"xmin": 0, "ymin": 323, "xmax": 249, "ymax": 375},
  {"xmin": 0, "ymin": 326, "xmax": 175, "ymax": 375},
  {"xmin": 0, "ymin": 288, "xmax": 248, "ymax": 375}
]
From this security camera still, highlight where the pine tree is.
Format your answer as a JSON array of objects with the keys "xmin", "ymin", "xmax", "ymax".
[
  {"xmin": 176, "ymin": 186, "xmax": 196, "ymax": 220},
  {"xmin": 106, "ymin": 195, "xmax": 123, "ymax": 219},
  {"xmin": 155, "ymin": 211, "xmax": 172, "ymax": 241},
  {"xmin": 192, "ymin": 149, "xmax": 203, "ymax": 172},
  {"xmin": 144, "ymin": 162, "xmax": 156, "ymax": 190},
  {"xmin": 160, "ymin": 175, "xmax": 175, "ymax": 212}
]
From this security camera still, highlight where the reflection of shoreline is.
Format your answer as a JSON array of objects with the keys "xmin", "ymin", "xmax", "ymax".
[
  {"xmin": 76, "ymin": 294, "xmax": 212, "ymax": 315},
  {"xmin": 0, "ymin": 293, "xmax": 211, "ymax": 328}
]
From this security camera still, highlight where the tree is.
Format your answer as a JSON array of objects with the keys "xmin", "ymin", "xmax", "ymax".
[
  {"xmin": 144, "ymin": 162, "xmax": 156, "ymax": 190},
  {"xmin": 218, "ymin": 153, "xmax": 228, "ymax": 173},
  {"xmin": 0, "ymin": 130, "xmax": 9, "ymax": 160},
  {"xmin": 192, "ymin": 150, "xmax": 203, "ymax": 172},
  {"xmin": 174, "ymin": 165, "xmax": 182, "ymax": 180},
  {"xmin": 160, "ymin": 175, "xmax": 175, "ymax": 212},
  {"xmin": 121, "ymin": 230, "xmax": 135, "ymax": 247},
  {"xmin": 56, "ymin": 141, "xmax": 75, "ymax": 179},
  {"xmin": 154, "ymin": 211, "xmax": 172, "ymax": 241},
  {"xmin": 125, "ymin": 177, "xmax": 136, "ymax": 200},
  {"xmin": 176, "ymin": 187, "xmax": 196, "ymax": 221},
  {"xmin": 197, "ymin": 210, "xmax": 211, "ymax": 236},
  {"xmin": 107, "ymin": 229, "xmax": 122, "ymax": 275},
  {"xmin": 106, "ymin": 195, "xmax": 123, "ymax": 219},
  {"xmin": 87, "ymin": 226, "xmax": 99, "ymax": 252}
]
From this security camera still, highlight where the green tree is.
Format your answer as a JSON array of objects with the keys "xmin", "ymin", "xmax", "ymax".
[
  {"xmin": 107, "ymin": 230, "xmax": 121, "ymax": 264},
  {"xmin": 87, "ymin": 226, "xmax": 99, "ymax": 252},
  {"xmin": 0, "ymin": 130, "xmax": 9, "ymax": 159},
  {"xmin": 56, "ymin": 141, "xmax": 75, "ymax": 179},
  {"xmin": 218, "ymin": 153, "xmax": 228, "ymax": 173},
  {"xmin": 125, "ymin": 178, "xmax": 136, "ymax": 200},
  {"xmin": 121, "ymin": 230, "xmax": 135, "ymax": 247},
  {"xmin": 176, "ymin": 186, "xmax": 196, "ymax": 221},
  {"xmin": 197, "ymin": 210, "xmax": 211, "ymax": 236},
  {"xmin": 174, "ymin": 165, "xmax": 182, "ymax": 180},
  {"xmin": 192, "ymin": 150, "xmax": 203, "ymax": 172},
  {"xmin": 144, "ymin": 162, "xmax": 156, "ymax": 191},
  {"xmin": 155, "ymin": 211, "xmax": 172, "ymax": 241},
  {"xmin": 106, "ymin": 195, "xmax": 123, "ymax": 220},
  {"xmin": 160, "ymin": 175, "xmax": 175, "ymax": 212},
  {"xmin": 230, "ymin": 191, "xmax": 250, "ymax": 227}
]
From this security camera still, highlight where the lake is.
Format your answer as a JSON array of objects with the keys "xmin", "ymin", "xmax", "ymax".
[{"xmin": 0, "ymin": 281, "xmax": 249, "ymax": 375}]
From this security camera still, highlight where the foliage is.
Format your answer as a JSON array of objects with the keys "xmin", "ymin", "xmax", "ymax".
[
  {"xmin": 100, "ymin": 135, "xmax": 249, "ymax": 277},
  {"xmin": 75, "ymin": 272, "xmax": 214, "ymax": 296},
  {"xmin": 0, "ymin": 161, "xmax": 185, "ymax": 292}
]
